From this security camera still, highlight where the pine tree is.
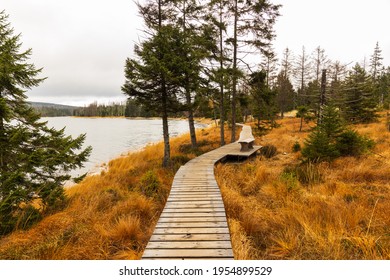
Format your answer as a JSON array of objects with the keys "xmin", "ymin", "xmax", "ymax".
[
  {"xmin": 169, "ymin": 0, "xmax": 207, "ymax": 149},
  {"xmin": 0, "ymin": 11, "xmax": 91, "ymax": 234},
  {"xmin": 379, "ymin": 67, "xmax": 390, "ymax": 108},
  {"xmin": 369, "ymin": 42, "xmax": 383, "ymax": 81},
  {"xmin": 302, "ymin": 105, "xmax": 345, "ymax": 162},
  {"xmin": 328, "ymin": 60, "xmax": 348, "ymax": 107},
  {"xmin": 342, "ymin": 64, "xmax": 378, "ymax": 123},
  {"xmin": 122, "ymin": 29, "xmax": 181, "ymax": 166},
  {"xmin": 275, "ymin": 70, "xmax": 295, "ymax": 118},
  {"xmin": 369, "ymin": 42, "xmax": 387, "ymax": 106},
  {"xmin": 248, "ymin": 70, "xmax": 276, "ymax": 129},
  {"xmin": 302, "ymin": 104, "xmax": 374, "ymax": 162}
]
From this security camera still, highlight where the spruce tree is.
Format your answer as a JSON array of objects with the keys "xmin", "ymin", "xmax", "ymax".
[
  {"xmin": 302, "ymin": 105, "xmax": 345, "ymax": 162},
  {"xmin": 369, "ymin": 42, "xmax": 383, "ymax": 81},
  {"xmin": 0, "ymin": 11, "xmax": 91, "ymax": 234},
  {"xmin": 342, "ymin": 64, "xmax": 378, "ymax": 123},
  {"xmin": 170, "ymin": 0, "xmax": 208, "ymax": 149},
  {"xmin": 275, "ymin": 70, "xmax": 295, "ymax": 118},
  {"xmin": 123, "ymin": 0, "xmax": 189, "ymax": 167},
  {"xmin": 122, "ymin": 21, "xmax": 184, "ymax": 167},
  {"xmin": 248, "ymin": 70, "xmax": 276, "ymax": 129},
  {"xmin": 369, "ymin": 42, "xmax": 387, "ymax": 107},
  {"xmin": 302, "ymin": 104, "xmax": 374, "ymax": 162}
]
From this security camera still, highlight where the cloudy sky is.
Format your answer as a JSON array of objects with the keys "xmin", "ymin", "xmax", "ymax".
[{"xmin": 2, "ymin": 0, "xmax": 390, "ymax": 106}]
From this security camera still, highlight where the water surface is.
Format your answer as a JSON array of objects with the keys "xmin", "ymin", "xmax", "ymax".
[{"xmin": 42, "ymin": 117, "xmax": 206, "ymax": 177}]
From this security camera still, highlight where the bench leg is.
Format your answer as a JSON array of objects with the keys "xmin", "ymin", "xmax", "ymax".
[{"xmin": 240, "ymin": 143, "xmax": 249, "ymax": 152}]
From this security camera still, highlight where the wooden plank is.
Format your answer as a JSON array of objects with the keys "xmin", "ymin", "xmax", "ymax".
[
  {"xmin": 152, "ymin": 227, "xmax": 230, "ymax": 234},
  {"xmin": 166, "ymin": 198, "xmax": 222, "ymax": 203},
  {"xmin": 160, "ymin": 212, "xmax": 226, "ymax": 218},
  {"xmin": 155, "ymin": 221, "xmax": 227, "ymax": 228},
  {"xmin": 168, "ymin": 196, "xmax": 222, "ymax": 200},
  {"xmin": 169, "ymin": 192, "xmax": 221, "ymax": 195},
  {"xmin": 168, "ymin": 193, "xmax": 221, "ymax": 197},
  {"xmin": 165, "ymin": 199, "xmax": 224, "ymax": 203},
  {"xmin": 146, "ymin": 241, "xmax": 232, "ymax": 249},
  {"xmin": 158, "ymin": 217, "xmax": 227, "ymax": 223},
  {"xmin": 170, "ymin": 187, "xmax": 219, "ymax": 190},
  {"xmin": 168, "ymin": 193, "xmax": 221, "ymax": 196},
  {"xmin": 172, "ymin": 184, "xmax": 213, "ymax": 187},
  {"xmin": 169, "ymin": 191, "xmax": 220, "ymax": 194},
  {"xmin": 173, "ymin": 180, "xmax": 211, "ymax": 183},
  {"xmin": 162, "ymin": 207, "xmax": 226, "ymax": 213},
  {"xmin": 164, "ymin": 203, "xmax": 225, "ymax": 209},
  {"xmin": 142, "ymin": 248, "xmax": 234, "ymax": 258},
  {"xmin": 165, "ymin": 200, "xmax": 224, "ymax": 205},
  {"xmin": 149, "ymin": 233, "xmax": 231, "ymax": 242}
]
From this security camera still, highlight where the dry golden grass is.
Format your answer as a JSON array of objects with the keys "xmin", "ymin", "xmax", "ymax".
[
  {"xmin": 1, "ymin": 113, "xmax": 389, "ymax": 260},
  {"xmin": 0, "ymin": 123, "xmax": 232, "ymax": 260},
  {"xmin": 216, "ymin": 113, "xmax": 390, "ymax": 259}
]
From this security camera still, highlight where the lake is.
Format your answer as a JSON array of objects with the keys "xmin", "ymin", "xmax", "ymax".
[{"xmin": 42, "ymin": 117, "xmax": 207, "ymax": 178}]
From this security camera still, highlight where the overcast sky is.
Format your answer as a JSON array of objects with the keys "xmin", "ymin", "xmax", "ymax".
[{"xmin": 2, "ymin": 0, "xmax": 390, "ymax": 106}]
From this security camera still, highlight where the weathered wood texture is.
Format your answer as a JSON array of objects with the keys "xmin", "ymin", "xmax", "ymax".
[{"xmin": 142, "ymin": 137, "xmax": 261, "ymax": 260}]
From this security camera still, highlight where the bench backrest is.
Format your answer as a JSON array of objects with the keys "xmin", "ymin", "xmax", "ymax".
[{"xmin": 238, "ymin": 125, "xmax": 255, "ymax": 142}]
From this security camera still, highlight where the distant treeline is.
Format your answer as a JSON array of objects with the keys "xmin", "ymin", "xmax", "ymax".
[
  {"xmin": 72, "ymin": 98, "xmax": 214, "ymax": 118},
  {"xmin": 32, "ymin": 99, "xmax": 173, "ymax": 118},
  {"xmin": 72, "ymin": 99, "xmax": 159, "ymax": 118},
  {"xmin": 32, "ymin": 98, "xmax": 214, "ymax": 118},
  {"xmin": 29, "ymin": 102, "xmax": 77, "ymax": 117}
]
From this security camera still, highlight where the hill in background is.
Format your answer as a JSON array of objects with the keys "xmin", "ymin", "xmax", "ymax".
[{"xmin": 29, "ymin": 102, "xmax": 79, "ymax": 117}]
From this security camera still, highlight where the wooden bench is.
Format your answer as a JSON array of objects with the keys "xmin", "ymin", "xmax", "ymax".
[{"xmin": 238, "ymin": 125, "xmax": 255, "ymax": 152}]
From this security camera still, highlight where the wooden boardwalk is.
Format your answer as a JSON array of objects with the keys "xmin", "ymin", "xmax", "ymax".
[{"xmin": 142, "ymin": 140, "xmax": 261, "ymax": 260}]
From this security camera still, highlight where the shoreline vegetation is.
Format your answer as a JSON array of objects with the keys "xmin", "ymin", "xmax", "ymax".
[
  {"xmin": 0, "ymin": 113, "xmax": 389, "ymax": 259},
  {"xmin": 73, "ymin": 116, "xmax": 215, "ymax": 124}
]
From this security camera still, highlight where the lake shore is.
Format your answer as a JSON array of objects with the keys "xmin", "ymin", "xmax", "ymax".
[{"xmin": 70, "ymin": 115, "xmax": 215, "ymax": 125}]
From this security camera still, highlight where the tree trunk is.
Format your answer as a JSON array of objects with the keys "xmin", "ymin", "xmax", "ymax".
[
  {"xmin": 300, "ymin": 116, "xmax": 303, "ymax": 132},
  {"xmin": 219, "ymin": 84, "xmax": 225, "ymax": 146},
  {"xmin": 186, "ymin": 85, "xmax": 197, "ymax": 148},
  {"xmin": 231, "ymin": 0, "xmax": 238, "ymax": 143},
  {"xmin": 161, "ymin": 83, "xmax": 171, "ymax": 167},
  {"xmin": 158, "ymin": 0, "xmax": 170, "ymax": 167},
  {"xmin": 219, "ymin": 2, "xmax": 225, "ymax": 146},
  {"xmin": 182, "ymin": 0, "xmax": 197, "ymax": 149}
]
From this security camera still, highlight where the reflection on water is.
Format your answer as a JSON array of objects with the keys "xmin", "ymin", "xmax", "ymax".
[{"xmin": 42, "ymin": 117, "xmax": 207, "ymax": 177}]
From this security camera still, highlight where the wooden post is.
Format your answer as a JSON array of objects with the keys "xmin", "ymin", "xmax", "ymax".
[{"xmin": 387, "ymin": 112, "xmax": 390, "ymax": 132}]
